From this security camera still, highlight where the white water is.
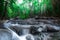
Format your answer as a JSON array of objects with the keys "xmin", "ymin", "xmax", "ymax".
[
  {"xmin": 5, "ymin": 27, "xmax": 51, "ymax": 40},
  {"xmin": 6, "ymin": 27, "xmax": 34, "ymax": 40},
  {"xmin": 3, "ymin": 20, "xmax": 58, "ymax": 40}
]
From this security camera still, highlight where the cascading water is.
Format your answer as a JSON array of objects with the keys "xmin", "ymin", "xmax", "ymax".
[{"xmin": 3, "ymin": 18, "xmax": 60, "ymax": 40}]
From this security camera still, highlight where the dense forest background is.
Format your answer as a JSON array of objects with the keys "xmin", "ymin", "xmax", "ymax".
[{"xmin": 0, "ymin": 0, "xmax": 60, "ymax": 19}]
